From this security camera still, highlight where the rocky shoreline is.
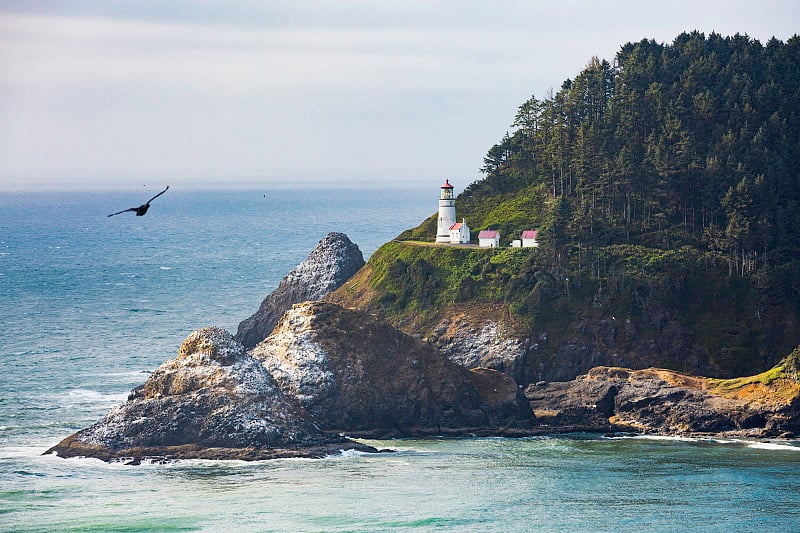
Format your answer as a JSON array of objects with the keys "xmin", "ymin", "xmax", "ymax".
[
  {"xmin": 45, "ymin": 233, "xmax": 800, "ymax": 463},
  {"xmin": 527, "ymin": 363, "xmax": 800, "ymax": 439}
]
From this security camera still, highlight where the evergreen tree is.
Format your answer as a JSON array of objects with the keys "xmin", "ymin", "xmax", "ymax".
[{"xmin": 466, "ymin": 32, "xmax": 800, "ymax": 268}]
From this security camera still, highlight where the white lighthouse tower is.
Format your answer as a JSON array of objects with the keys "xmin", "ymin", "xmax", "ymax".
[{"xmin": 436, "ymin": 179, "xmax": 456, "ymax": 243}]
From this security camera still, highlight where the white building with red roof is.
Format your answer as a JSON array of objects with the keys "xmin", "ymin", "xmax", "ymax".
[
  {"xmin": 521, "ymin": 229, "xmax": 539, "ymax": 247},
  {"xmin": 478, "ymin": 229, "xmax": 500, "ymax": 248},
  {"xmin": 449, "ymin": 219, "xmax": 471, "ymax": 244}
]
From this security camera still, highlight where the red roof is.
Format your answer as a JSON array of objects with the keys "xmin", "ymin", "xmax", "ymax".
[
  {"xmin": 521, "ymin": 230, "xmax": 537, "ymax": 239},
  {"xmin": 440, "ymin": 179, "xmax": 454, "ymax": 189},
  {"xmin": 449, "ymin": 222, "xmax": 463, "ymax": 230},
  {"xmin": 478, "ymin": 230, "xmax": 498, "ymax": 239}
]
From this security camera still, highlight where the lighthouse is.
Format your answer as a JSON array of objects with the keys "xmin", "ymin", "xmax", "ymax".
[{"xmin": 436, "ymin": 179, "xmax": 456, "ymax": 243}]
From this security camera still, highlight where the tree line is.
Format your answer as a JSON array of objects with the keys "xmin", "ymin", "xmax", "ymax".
[{"xmin": 464, "ymin": 32, "xmax": 800, "ymax": 276}]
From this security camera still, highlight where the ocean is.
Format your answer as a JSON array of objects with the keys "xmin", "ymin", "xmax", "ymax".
[{"xmin": 1, "ymin": 188, "xmax": 799, "ymax": 532}]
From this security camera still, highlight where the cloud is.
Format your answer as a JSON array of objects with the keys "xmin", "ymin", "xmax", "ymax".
[
  {"xmin": 1, "ymin": 1, "xmax": 798, "ymax": 189},
  {"xmin": 0, "ymin": 13, "xmax": 539, "ymax": 94}
]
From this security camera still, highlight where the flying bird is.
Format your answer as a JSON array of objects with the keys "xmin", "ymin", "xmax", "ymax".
[{"xmin": 108, "ymin": 186, "xmax": 169, "ymax": 217}]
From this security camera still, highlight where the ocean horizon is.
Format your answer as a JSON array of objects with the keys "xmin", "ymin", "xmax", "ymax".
[{"xmin": 1, "ymin": 188, "xmax": 799, "ymax": 532}]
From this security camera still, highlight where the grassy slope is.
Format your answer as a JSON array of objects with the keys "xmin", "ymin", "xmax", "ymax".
[{"xmin": 706, "ymin": 347, "xmax": 800, "ymax": 404}]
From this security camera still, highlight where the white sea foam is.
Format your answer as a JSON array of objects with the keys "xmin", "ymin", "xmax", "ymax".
[
  {"xmin": 615, "ymin": 434, "xmax": 705, "ymax": 443},
  {"xmin": 159, "ymin": 266, "xmax": 173, "ymax": 270},
  {"xmin": 1, "ymin": 445, "xmax": 53, "ymax": 460},
  {"xmin": 613, "ymin": 434, "xmax": 800, "ymax": 451},
  {"xmin": 326, "ymin": 448, "xmax": 374, "ymax": 459},
  {"xmin": 104, "ymin": 370, "xmax": 151, "ymax": 379},
  {"xmin": 747, "ymin": 441, "xmax": 800, "ymax": 452},
  {"xmin": 67, "ymin": 389, "xmax": 127, "ymax": 404}
]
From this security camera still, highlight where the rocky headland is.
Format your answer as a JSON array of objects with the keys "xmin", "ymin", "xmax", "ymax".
[
  {"xmin": 48, "ymin": 233, "xmax": 800, "ymax": 463},
  {"xmin": 46, "ymin": 233, "xmax": 534, "ymax": 463}
]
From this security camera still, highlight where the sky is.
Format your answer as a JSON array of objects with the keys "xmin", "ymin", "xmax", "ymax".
[{"xmin": 1, "ymin": 1, "xmax": 798, "ymax": 191}]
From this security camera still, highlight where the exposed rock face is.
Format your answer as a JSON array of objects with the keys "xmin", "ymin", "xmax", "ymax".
[
  {"xmin": 236, "ymin": 232, "xmax": 365, "ymax": 349},
  {"xmin": 430, "ymin": 311, "xmax": 528, "ymax": 385},
  {"xmin": 46, "ymin": 327, "xmax": 373, "ymax": 463},
  {"xmin": 467, "ymin": 367, "xmax": 536, "ymax": 429},
  {"xmin": 526, "ymin": 365, "xmax": 800, "ymax": 438},
  {"xmin": 251, "ymin": 301, "xmax": 534, "ymax": 437},
  {"xmin": 404, "ymin": 303, "xmax": 714, "ymax": 389},
  {"xmin": 525, "ymin": 373, "xmax": 620, "ymax": 432},
  {"xmin": 527, "ymin": 311, "xmax": 711, "ymax": 383}
]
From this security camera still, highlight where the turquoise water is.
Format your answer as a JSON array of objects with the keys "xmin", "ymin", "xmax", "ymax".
[
  {"xmin": 3, "ymin": 436, "xmax": 800, "ymax": 532},
  {"xmin": 1, "ymin": 190, "xmax": 799, "ymax": 532}
]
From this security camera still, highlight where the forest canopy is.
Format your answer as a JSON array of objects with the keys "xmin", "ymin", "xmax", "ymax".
[{"xmin": 460, "ymin": 31, "xmax": 800, "ymax": 276}]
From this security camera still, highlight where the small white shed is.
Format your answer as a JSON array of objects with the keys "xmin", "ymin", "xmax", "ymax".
[
  {"xmin": 521, "ymin": 229, "xmax": 539, "ymax": 248},
  {"xmin": 478, "ymin": 230, "xmax": 500, "ymax": 248}
]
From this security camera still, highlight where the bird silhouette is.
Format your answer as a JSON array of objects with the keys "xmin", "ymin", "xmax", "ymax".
[{"xmin": 108, "ymin": 186, "xmax": 169, "ymax": 217}]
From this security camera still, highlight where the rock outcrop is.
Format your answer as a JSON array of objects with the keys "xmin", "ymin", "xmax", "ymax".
[
  {"xmin": 251, "ymin": 301, "xmax": 535, "ymax": 437},
  {"xmin": 429, "ymin": 308, "xmax": 528, "ymax": 384},
  {"xmin": 47, "ymin": 304, "xmax": 535, "ymax": 463},
  {"xmin": 526, "ymin": 354, "xmax": 800, "ymax": 437},
  {"xmin": 46, "ymin": 327, "xmax": 374, "ymax": 463},
  {"xmin": 525, "ymin": 311, "xmax": 713, "ymax": 383},
  {"xmin": 236, "ymin": 232, "xmax": 365, "ymax": 349}
]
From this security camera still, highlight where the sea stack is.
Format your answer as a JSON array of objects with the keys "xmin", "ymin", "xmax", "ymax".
[{"xmin": 235, "ymin": 232, "xmax": 365, "ymax": 349}]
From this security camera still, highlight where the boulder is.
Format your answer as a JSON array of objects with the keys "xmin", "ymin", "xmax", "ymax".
[
  {"xmin": 236, "ymin": 233, "xmax": 365, "ymax": 349},
  {"xmin": 46, "ymin": 327, "xmax": 373, "ymax": 463},
  {"xmin": 251, "ymin": 301, "xmax": 534, "ymax": 437}
]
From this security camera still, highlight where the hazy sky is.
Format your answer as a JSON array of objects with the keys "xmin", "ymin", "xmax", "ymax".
[{"xmin": 1, "ymin": 1, "xmax": 798, "ymax": 191}]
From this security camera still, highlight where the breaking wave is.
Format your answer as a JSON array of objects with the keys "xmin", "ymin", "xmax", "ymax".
[{"xmin": 747, "ymin": 441, "xmax": 800, "ymax": 452}]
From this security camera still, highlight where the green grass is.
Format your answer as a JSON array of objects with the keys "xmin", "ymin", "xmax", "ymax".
[{"xmin": 707, "ymin": 364, "xmax": 788, "ymax": 391}]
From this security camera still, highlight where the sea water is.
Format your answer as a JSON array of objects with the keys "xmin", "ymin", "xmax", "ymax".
[{"xmin": 1, "ymin": 189, "xmax": 799, "ymax": 532}]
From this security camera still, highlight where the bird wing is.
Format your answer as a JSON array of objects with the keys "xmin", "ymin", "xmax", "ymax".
[
  {"xmin": 146, "ymin": 185, "xmax": 169, "ymax": 204},
  {"xmin": 107, "ymin": 207, "xmax": 137, "ymax": 217}
]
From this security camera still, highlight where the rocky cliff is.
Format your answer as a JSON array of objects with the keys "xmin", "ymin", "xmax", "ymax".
[
  {"xmin": 526, "ymin": 349, "xmax": 800, "ymax": 437},
  {"xmin": 330, "ymin": 239, "xmax": 800, "ymax": 386},
  {"xmin": 251, "ymin": 301, "xmax": 534, "ymax": 437},
  {"xmin": 46, "ymin": 327, "xmax": 374, "ymax": 463},
  {"xmin": 48, "ymin": 303, "xmax": 534, "ymax": 463},
  {"xmin": 428, "ymin": 306, "xmax": 529, "ymax": 384},
  {"xmin": 236, "ymin": 232, "xmax": 364, "ymax": 349}
]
